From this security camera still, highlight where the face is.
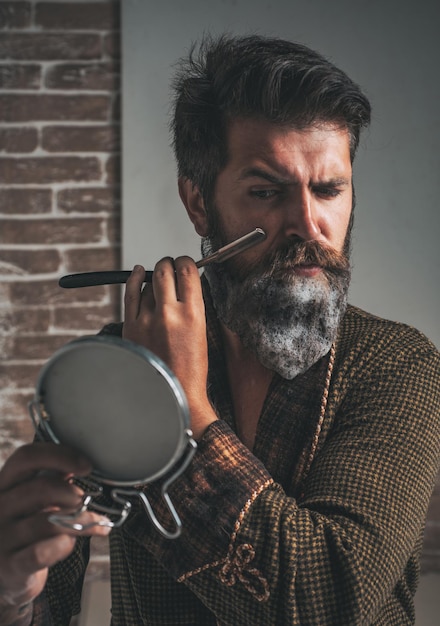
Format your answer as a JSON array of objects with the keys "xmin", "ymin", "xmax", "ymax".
[
  {"xmin": 207, "ymin": 118, "xmax": 353, "ymax": 277},
  {"xmin": 185, "ymin": 118, "xmax": 354, "ymax": 378}
]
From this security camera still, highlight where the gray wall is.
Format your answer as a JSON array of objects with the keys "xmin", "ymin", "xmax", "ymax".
[{"xmin": 122, "ymin": 0, "xmax": 439, "ymax": 347}]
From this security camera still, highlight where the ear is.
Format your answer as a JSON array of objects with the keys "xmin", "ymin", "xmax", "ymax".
[{"xmin": 178, "ymin": 178, "xmax": 209, "ymax": 237}]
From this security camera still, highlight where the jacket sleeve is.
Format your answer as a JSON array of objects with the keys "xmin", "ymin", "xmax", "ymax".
[
  {"xmin": 30, "ymin": 591, "xmax": 54, "ymax": 626},
  {"xmin": 122, "ymin": 331, "xmax": 440, "ymax": 625}
]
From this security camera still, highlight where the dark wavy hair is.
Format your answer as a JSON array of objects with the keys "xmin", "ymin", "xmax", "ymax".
[{"xmin": 171, "ymin": 34, "xmax": 371, "ymax": 206}]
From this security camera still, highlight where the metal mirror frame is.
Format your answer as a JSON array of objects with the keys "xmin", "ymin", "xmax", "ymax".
[{"xmin": 29, "ymin": 336, "xmax": 197, "ymax": 539}]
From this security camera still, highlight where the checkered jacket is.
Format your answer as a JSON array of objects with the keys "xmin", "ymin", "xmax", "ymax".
[{"xmin": 34, "ymin": 287, "xmax": 440, "ymax": 625}]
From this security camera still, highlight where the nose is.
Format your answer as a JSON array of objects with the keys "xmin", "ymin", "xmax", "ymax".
[{"xmin": 283, "ymin": 187, "xmax": 321, "ymax": 241}]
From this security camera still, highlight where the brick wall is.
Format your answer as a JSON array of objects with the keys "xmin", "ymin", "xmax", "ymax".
[
  {"xmin": 0, "ymin": 0, "xmax": 119, "ymax": 585},
  {"xmin": 0, "ymin": 0, "xmax": 120, "ymax": 470},
  {"xmin": 0, "ymin": 0, "xmax": 439, "ymax": 582}
]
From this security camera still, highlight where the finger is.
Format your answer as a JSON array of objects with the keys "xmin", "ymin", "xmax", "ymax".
[
  {"xmin": 124, "ymin": 264, "xmax": 145, "ymax": 320},
  {"xmin": 152, "ymin": 257, "xmax": 178, "ymax": 306},
  {"xmin": 49, "ymin": 510, "xmax": 113, "ymax": 536},
  {"xmin": 0, "ymin": 443, "xmax": 92, "ymax": 492},
  {"xmin": 174, "ymin": 256, "xmax": 202, "ymax": 303},
  {"xmin": 3, "ymin": 510, "xmax": 111, "ymax": 555},
  {"xmin": 8, "ymin": 535, "xmax": 76, "ymax": 582},
  {"xmin": 139, "ymin": 280, "xmax": 155, "ymax": 313},
  {"xmin": 2, "ymin": 511, "xmax": 70, "ymax": 554},
  {"xmin": 123, "ymin": 281, "xmax": 155, "ymax": 343},
  {"xmin": 0, "ymin": 474, "xmax": 84, "ymax": 521}
]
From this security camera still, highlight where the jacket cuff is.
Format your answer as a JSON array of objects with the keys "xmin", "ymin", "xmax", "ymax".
[{"xmin": 123, "ymin": 420, "xmax": 273, "ymax": 579}]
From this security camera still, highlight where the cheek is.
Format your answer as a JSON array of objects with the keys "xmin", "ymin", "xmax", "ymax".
[
  {"xmin": 333, "ymin": 218, "xmax": 351, "ymax": 250},
  {"xmin": 322, "ymin": 202, "xmax": 352, "ymax": 251},
  {"xmin": 216, "ymin": 211, "xmax": 269, "ymax": 245}
]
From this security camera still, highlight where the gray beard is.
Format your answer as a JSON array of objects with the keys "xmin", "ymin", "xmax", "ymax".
[{"xmin": 202, "ymin": 237, "xmax": 349, "ymax": 379}]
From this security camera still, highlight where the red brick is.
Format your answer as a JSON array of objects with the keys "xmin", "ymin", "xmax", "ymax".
[
  {"xmin": 57, "ymin": 187, "xmax": 119, "ymax": 213},
  {"xmin": 112, "ymin": 93, "xmax": 121, "ymax": 122},
  {"xmin": 0, "ymin": 156, "xmax": 101, "ymax": 184},
  {"xmin": 0, "ymin": 188, "xmax": 52, "ymax": 214},
  {"xmin": 0, "ymin": 411, "xmax": 34, "ymax": 439},
  {"xmin": 0, "ymin": 363, "xmax": 42, "ymax": 390},
  {"xmin": 36, "ymin": 2, "xmax": 120, "ymax": 30},
  {"xmin": 54, "ymin": 303, "xmax": 117, "ymax": 331},
  {"xmin": 0, "ymin": 127, "xmax": 38, "ymax": 153},
  {"xmin": 0, "ymin": 407, "xmax": 35, "ymax": 461},
  {"xmin": 103, "ymin": 31, "xmax": 120, "ymax": 59},
  {"xmin": 106, "ymin": 215, "xmax": 121, "ymax": 244},
  {"xmin": 0, "ymin": 309, "xmax": 11, "ymax": 336},
  {"xmin": 45, "ymin": 62, "xmax": 119, "ymax": 91},
  {"xmin": 42, "ymin": 125, "xmax": 119, "ymax": 152},
  {"xmin": 0, "ymin": 64, "xmax": 41, "ymax": 89},
  {"xmin": 0, "ymin": 216, "xmax": 104, "ymax": 244},
  {"xmin": 0, "ymin": 2, "xmax": 32, "ymax": 28},
  {"xmin": 0, "ymin": 249, "xmax": 61, "ymax": 274},
  {"xmin": 64, "ymin": 246, "xmax": 119, "ymax": 272},
  {"xmin": 9, "ymin": 279, "xmax": 108, "ymax": 306},
  {"xmin": 105, "ymin": 154, "xmax": 120, "ymax": 185},
  {"xmin": 108, "ymin": 284, "xmax": 121, "ymax": 315},
  {"xmin": 0, "ymin": 33, "xmax": 101, "ymax": 61},
  {"xmin": 8, "ymin": 334, "xmax": 75, "ymax": 361},
  {"xmin": 0, "ymin": 307, "xmax": 51, "ymax": 333},
  {"xmin": 0, "ymin": 94, "xmax": 110, "ymax": 122}
]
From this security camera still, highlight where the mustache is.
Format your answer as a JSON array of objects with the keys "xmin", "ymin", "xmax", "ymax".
[{"xmin": 249, "ymin": 239, "xmax": 350, "ymax": 281}]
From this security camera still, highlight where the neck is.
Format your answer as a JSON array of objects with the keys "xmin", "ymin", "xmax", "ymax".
[
  {"xmin": 220, "ymin": 322, "xmax": 273, "ymax": 450},
  {"xmin": 220, "ymin": 322, "xmax": 269, "ymax": 373}
]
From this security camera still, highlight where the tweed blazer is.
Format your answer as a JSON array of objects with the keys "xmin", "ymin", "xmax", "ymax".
[{"xmin": 35, "ymin": 286, "xmax": 439, "ymax": 625}]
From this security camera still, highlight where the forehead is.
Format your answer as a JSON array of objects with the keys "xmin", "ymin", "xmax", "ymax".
[{"xmin": 224, "ymin": 118, "xmax": 352, "ymax": 178}]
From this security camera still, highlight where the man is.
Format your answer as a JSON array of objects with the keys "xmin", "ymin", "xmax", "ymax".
[{"xmin": 0, "ymin": 34, "xmax": 439, "ymax": 626}]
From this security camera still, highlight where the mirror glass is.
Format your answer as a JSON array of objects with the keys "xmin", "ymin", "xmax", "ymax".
[{"xmin": 34, "ymin": 337, "xmax": 190, "ymax": 484}]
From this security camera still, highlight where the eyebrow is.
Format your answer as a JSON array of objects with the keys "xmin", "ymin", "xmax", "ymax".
[
  {"xmin": 238, "ymin": 167, "xmax": 291, "ymax": 185},
  {"xmin": 238, "ymin": 167, "xmax": 350, "ymax": 187}
]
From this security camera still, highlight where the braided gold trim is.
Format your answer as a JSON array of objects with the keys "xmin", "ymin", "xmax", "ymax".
[
  {"xmin": 294, "ymin": 343, "xmax": 336, "ymax": 494},
  {"xmin": 177, "ymin": 478, "xmax": 273, "ymax": 589},
  {"xmin": 228, "ymin": 479, "xmax": 273, "ymax": 547},
  {"xmin": 218, "ymin": 542, "xmax": 270, "ymax": 602},
  {"xmin": 302, "ymin": 343, "xmax": 336, "ymax": 480},
  {"xmin": 177, "ymin": 558, "xmax": 224, "ymax": 582}
]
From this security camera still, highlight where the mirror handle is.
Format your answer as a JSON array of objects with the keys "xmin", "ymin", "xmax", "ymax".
[{"xmin": 133, "ymin": 432, "xmax": 197, "ymax": 539}]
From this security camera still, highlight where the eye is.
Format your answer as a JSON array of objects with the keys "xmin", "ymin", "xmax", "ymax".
[
  {"xmin": 250, "ymin": 189, "xmax": 280, "ymax": 200},
  {"xmin": 313, "ymin": 185, "xmax": 342, "ymax": 199}
]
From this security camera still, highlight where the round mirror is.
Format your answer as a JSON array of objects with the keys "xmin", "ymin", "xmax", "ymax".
[{"xmin": 32, "ymin": 335, "xmax": 192, "ymax": 486}]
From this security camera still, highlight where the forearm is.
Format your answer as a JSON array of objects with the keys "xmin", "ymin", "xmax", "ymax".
[
  {"xmin": 168, "ymin": 435, "xmax": 366, "ymax": 624},
  {"xmin": 128, "ymin": 420, "xmax": 273, "ymax": 576}
]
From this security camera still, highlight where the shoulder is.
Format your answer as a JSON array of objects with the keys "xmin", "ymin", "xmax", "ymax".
[
  {"xmin": 332, "ymin": 305, "xmax": 440, "ymax": 405},
  {"xmin": 338, "ymin": 304, "xmax": 439, "ymax": 364},
  {"xmin": 328, "ymin": 306, "xmax": 440, "ymax": 443}
]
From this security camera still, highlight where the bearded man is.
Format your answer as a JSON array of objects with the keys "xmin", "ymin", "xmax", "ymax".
[{"xmin": 1, "ymin": 35, "xmax": 439, "ymax": 626}]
